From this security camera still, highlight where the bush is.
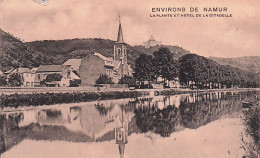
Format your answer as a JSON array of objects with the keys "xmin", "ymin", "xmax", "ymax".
[
  {"xmin": 0, "ymin": 91, "xmax": 148, "ymax": 108},
  {"xmin": 0, "ymin": 75, "xmax": 7, "ymax": 86},
  {"xmin": 118, "ymin": 75, "xmax": 136, "ymax": 87},
  {"xmin": 9, "ymin": 73, "xmax": 23, "ymax": 87},
  {"xmin": 69, "ymin": 79, "xmax": 81, "ymax": 87},
  {"xmin": 95, "ymin": 74, "xmax": 114, "ymax": 85}
]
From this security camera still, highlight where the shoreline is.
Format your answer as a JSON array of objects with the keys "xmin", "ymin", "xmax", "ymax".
[
  {"xmin": 0, "ymin": 87, "xmax": 259, "ymax": 112},
  {"xmin": 0, "ymin": 86, "xmax": 259, "ymax": 95}
]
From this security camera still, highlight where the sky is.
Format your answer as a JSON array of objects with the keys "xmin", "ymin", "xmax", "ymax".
[{"xmin": 0, "ymin": 0, "xmax": 259, "ymax": 58}]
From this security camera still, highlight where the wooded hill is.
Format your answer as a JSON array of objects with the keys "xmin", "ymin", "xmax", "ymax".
[
  {"xmin": 0, "ymin": 28, "xmax": 259, "ymax": 80},
  {"xmin": 25, "ymin": 39, "xmax": 190, "ymax": 69},
  {"xmin": 0, "ymin": 29, "xmax": 53, "ymax": 72},
  {"xmin": 210, "ymin": 56, "xmax": 260, "ymax": 75}
]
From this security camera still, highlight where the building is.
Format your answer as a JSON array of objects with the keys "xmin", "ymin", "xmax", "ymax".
[
  {"xmin": 80, "ymin": 52, "xmax": 114, "ymax": 85},
  {"xmin": 35, "ymin": 65, "xmax": 79, "ymax": 87},
  {"xmin": 79, "ymin": 16, "xmax": 133, "ymax": 85},
  {"xmin": 63, "ymin": 58, "xmax": 82, "ymax": 74},
  {"xmin": 5, "ymin": 67, "xmax": 35, "ymax": 87},
  {"xmin": 143, "ymin": 35, "xmax": 162, "ymax": 48}
]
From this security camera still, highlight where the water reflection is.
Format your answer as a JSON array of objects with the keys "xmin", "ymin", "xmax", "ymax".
[{"xmin": 0, "ymin": 91, "xmax": 259, "ymax": 158}]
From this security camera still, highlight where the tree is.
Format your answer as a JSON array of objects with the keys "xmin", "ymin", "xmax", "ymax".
[
  {"xmin": 118, "ymin": 75, "xmax": 136, "ymax": 86},
  {"xmin": 153, "ymin": 47, "xmax": 178, "ymax": 88},
  {"xmin": 45, "ymin": 74, "xmax": 63, "ymax": 82},
  {"xmin": 134, "ymin": 54, "xmax": 155, "ymax": 85},
  {"xmin": 0, "ymin": 75, "xmax": 7, "ymax": 86},
  {"xmin": 8, "ymin": 73, "xmax": 23, "ymax": 87},
  {"xmin": 95, "ymin": 74, "xmax": 114, "ymax": 85}
]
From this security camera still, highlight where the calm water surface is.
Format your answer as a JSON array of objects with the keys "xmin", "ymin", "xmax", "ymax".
[{"xmin": 0, "ymin": 91, "xmax": 259, "ymax": 158}]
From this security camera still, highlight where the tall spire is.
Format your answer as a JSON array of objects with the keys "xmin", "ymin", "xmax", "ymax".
[{"xmin": 116, "ymin": 14, "xmax": 124, "ymax": 43}]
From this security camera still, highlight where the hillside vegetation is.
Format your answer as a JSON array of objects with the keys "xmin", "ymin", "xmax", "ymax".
[
  {"xmin": 25, "ymin": 39, "xmax": 190, "ymax": 69},
  {"xmin": 210, "ymin": 56, "xmax": 260, "ymax": 75},
  {"xmin": 0, "ymin": 29, "xmax": 53, "ymax": 72}
]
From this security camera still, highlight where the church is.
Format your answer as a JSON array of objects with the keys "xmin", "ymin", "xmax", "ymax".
[{"xmin": 79, "ymin": 17, "xmax": 133, "ymax": 85}]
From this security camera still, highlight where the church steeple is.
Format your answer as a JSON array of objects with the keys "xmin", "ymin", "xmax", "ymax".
[{"xmin": 116, "ymin": 14, "xmax": 124, "ymax": 43}]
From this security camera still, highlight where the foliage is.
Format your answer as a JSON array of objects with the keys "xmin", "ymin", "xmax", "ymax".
[
  {"xmin": 8, "ymin": 73, "xmax": 24, "ymax": 87},
  {"xmin": 134, "ymin": 54, "xmax": 155, "ymax": 83},
  {"xmin": 118, "ymin": 75, "xmax": 136, "ymax": 86},
  {"xmin": 153, "ymin": 47, "xmax": 179, "ymax": 83},
  {"xmin": 178, "ymin": 54, "xmax": 260, "ymax": 89},
  {"xmin": 0, "ymin": 91, "xmax": 146, "ymax": 108},
  {"xmin": 242, "ymin": 106, "xmax": 260, "ymax": 156},
  {"xmin": 69, "ymin": 79, "xmax": 81, "ymax": 87},
  {"xmin": 45, "ymin": 74, "xmax": 63, "ymax": 82},
  {"xmin": 134, "ymin": 47, "xmax": 179, "ymax": 88},
  {"xmin": 0, "ymin": 75, "xmax": 7, "ymax": 86},
  {"xmin": 95, "ymin": 74, "xmax": 114, "ymax": 85}
]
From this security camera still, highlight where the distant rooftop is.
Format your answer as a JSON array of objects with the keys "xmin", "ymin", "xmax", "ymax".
[{"xmin": 36, "ymin": 65, "xmax": 71, "ymax": 73}]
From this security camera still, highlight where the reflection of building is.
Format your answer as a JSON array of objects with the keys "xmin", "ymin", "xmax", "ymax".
[
  {"xmin": 115, "ymin": 106, "xmax": 128, "ymax": 158},
  {"xmin": 143, "ymin": 35, "xmax": 162, "ymax": 48}
]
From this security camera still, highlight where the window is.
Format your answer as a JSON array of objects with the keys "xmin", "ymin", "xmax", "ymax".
[
  {"xmin": 38, "ymin": 74, "xmax": 40, "ymax": 80},
  {"xmin": 117, "ymin": 48, "xmax": 121, "ymax": 55}
]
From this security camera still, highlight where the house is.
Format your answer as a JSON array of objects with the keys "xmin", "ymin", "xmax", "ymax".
[
  {"xmin": 79, "ymin": 52, "xmax": 114, "ymax": 85},
  {"xmin": 0, "ymin": 70, "xmax": 3, "ymax": 76},
  {"xmin": 35, "ymin": 65, "xmax": 80, "ymax": 87},
  {"xmin": 79, "ymin": 16, "xmax": 133, "ymax": 85},
  {"xmin": 63, "ymin": 59, "xmax": 82, "ymax": 75},
  {"xmin": 5, "ymin": 67, "xmax": 35, "ymax": 87}
]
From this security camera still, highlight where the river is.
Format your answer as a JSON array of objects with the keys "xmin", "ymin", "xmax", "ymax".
[{"xmin": 0, "ymin": 90, "xmax": 258, "ymax": 158}]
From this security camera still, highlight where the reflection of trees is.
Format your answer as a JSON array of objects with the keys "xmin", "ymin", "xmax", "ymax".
[
  {"xmin": 95, "ymin": 103, "xmax": 115, "ymax": 116},
  {"xmin": 179, "ymin": 93, "xmax": 242, "ymax": 129},
  {"xmin": 0, "ymin": 113, "xmax": 25, "ymax": 154},
  {"xmin": 134, "ymin": 105, "xmax": 179, "ymax": 137}
]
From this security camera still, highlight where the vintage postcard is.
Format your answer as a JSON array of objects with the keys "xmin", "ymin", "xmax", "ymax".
[{"xmin": 0, "ymin": 0, "xmax": 259, "ymax": 158}]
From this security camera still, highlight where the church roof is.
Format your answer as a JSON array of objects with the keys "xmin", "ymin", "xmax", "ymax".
[{"xmin": 116, "ymin": 22, "xmax": 124, "ymax": 43}]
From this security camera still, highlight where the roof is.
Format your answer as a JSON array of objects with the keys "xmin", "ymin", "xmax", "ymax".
[
  {"xmin": 31, "ymin": 67, "xmax": 38, "ymax": 73},
  {"xmin": 113, "ymin": 60, "xmax": 121, "ymax": 70},
  {"xmin": 63, "ymin": 59, "xmax": 82, "ymax": 70},
  {"xmin": 36, "ymin": 65, "xmax": 71, "ymax": 73},
  {"xmin": 70, "ymin": 71, "xmax": 80, "ymax": 80},
  {"xmin": 116, "ymin": 22, "xmax": 124, "ymax": 43},
  {"xmin": 0, "ymin": 70, "xmax": 4, "ymax": 76},
  {"xmin": 5, "ymin": 67, "xmax": 32, "ymax": 74},
  {"xmin": 94, "ymin": 52, "xmax": 113, "ymax": 61},
  {"xmin": 149, "ymin": 35, "xmax": 155, "ymax": 41}
]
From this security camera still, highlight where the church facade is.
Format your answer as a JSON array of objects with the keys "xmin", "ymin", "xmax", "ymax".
[{"xmin": 79, "ymin": 18, "xmax": 133, "ymax": 85}]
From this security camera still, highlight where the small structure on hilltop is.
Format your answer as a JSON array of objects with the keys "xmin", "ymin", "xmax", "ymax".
[{"xmin": 143, "ymin": 35, "xmax": 162, "ymax": 48}]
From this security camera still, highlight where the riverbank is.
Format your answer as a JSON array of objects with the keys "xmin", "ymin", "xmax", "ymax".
[
  {"xmin": 0, "ymin": 87, "xmax": 259, "ymax": 109},
  {"xmin": 0, "ymin": 86, "xmax": 260, "ymax": 95}
]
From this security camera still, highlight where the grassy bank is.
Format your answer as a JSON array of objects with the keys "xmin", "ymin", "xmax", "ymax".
[
  {"xmin": 0, "ymin": 91, "xmax": 148, "ymax": 108},
  {"xmin": 0, "ymin": 88, "xmax": 258, "ymax": 108},
  {"xmin": 242, "ymin": 106, "xmax": 260, "ymax": 158}
]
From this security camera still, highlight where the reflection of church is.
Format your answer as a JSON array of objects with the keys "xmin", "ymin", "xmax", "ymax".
[{"xmin": 115, "ymin": 106, "xmax": 128, "ymax": 158}]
